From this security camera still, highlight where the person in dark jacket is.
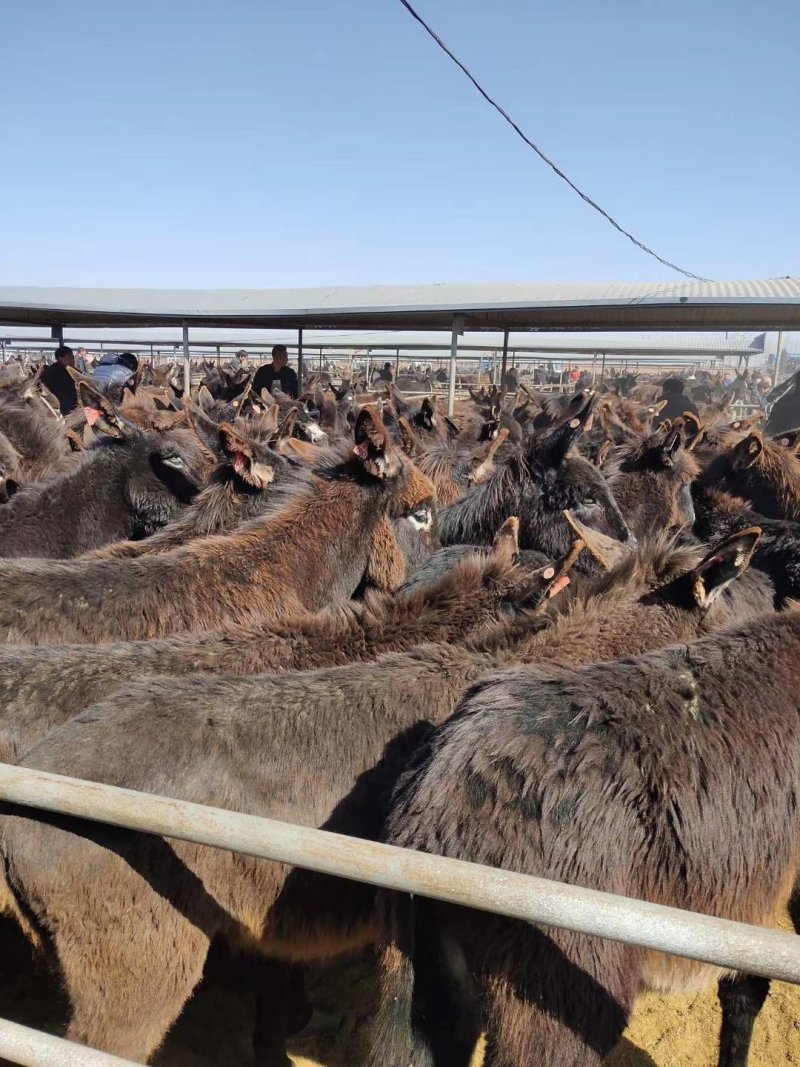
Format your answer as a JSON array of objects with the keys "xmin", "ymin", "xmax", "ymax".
[
  {"xmin": 91, "ymin": 351, "xmax": 139, "ymax": 400},
  {"xmin": 656, "ymin": 377, "xmax": 700, "ymax": 423},
  {"xmin": 252, "ymin": 345, "xmax": 299, "ymax": 399},
  {"xmin": 41, "ymin": 345, "xmax": 78, "ymax": 415}
]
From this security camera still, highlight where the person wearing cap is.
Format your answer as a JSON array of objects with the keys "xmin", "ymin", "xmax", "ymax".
[
  {"xmin": 252, "ymin": 345, "xmax": 299, "ymax": 399},
  {"xmin": 41, "ymin": 345, "xmax": 79, "ymax": 415},
  {"xmin": 91, "ymin": 351, "xmax": 139, "ymax": 399},
  {"xmin": 655, "ymin": 377, "xmax": 700, "ymax": 423}
]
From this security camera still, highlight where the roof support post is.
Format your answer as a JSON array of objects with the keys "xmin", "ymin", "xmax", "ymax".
[
  {"xmin": 50, "ymin": 325, "xmax": 63, "ymax": 345},
  {"xmin": 448, "ymin": 315, "xmax": 464, "ymax": 417},
  {"xmin": 182, "ymin": 322, "xmax": 191, "ymax": 396},
  {"xmin": 499, "ymin": 328, "xmax": 510, "ymax": 403},
  {"xmin": 297, "ymin": 328, "xmax": 304, "ymax": 390},
  {"xmin": 775, "ymin": 331, "xmax": 786, "ymax": 385}
]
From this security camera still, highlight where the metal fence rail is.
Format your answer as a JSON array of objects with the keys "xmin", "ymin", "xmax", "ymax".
[
  {"xmin": 0, "ymin": 1018, "xmax": 140, "ymax": 1067},
  {"xmin": 0, "ymin": 763, "xmax": 798, "ymax": 989}
]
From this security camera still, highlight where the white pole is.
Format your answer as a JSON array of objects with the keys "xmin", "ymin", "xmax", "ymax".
[
  {"xmin": 182, "ymin": 323, "xmax": 190, "ymax": 396},
  {"xmin": 448, "ymin": 315, "xmax": 464, "ymax": 417},
  {"xmin": 0, "ymin": 764, "xmax": 797, "ymax": 985},
  {"xmin": 0, "ymin": 1017, "xmax": 141, "ymax": 1067},
  {"xmin": 775, "ymin": 330, "xmax": 786, "ymax": 385}
]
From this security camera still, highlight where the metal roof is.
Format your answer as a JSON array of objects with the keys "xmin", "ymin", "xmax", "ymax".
[
  {"xmin": 0, "ymin": 279, "xmax": 799, "ymax": 331},
  {"xmin": 0, "ymin": 331, "xmax": 764, "ymax": 358}
]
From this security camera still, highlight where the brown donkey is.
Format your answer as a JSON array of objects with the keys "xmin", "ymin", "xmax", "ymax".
[
  {"xmin": 0, "ymin": 520, "xmax": 544, "ymax": 763},
  {"xmin": 80, "ymin": 416, "xmax": 298, "ymax": 559},
  {"xmin": 0, "ymin": 531, "xmax": 765, "ymax": 1066},
  {"xmin": 0, "ymin": 407, "xmax": 435, "ymax": 645},
  {"xmin": 369, "ymin": 558, "xmax": 800, "ymax": 1067}
]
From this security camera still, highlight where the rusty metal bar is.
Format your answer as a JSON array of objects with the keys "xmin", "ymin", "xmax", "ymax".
[
  {"xmin": 0, "ymin": 1018, "xmax": 141, "ymax": 1067},
  {"xmin": 0, "ymin": 764, "xmax": 798, "ymax": 985}
]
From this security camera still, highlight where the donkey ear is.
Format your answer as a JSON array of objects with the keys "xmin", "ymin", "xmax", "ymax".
[
  {"xmin": 197, "ymin": 385, "xmax": 215, "ymax": 411},
  {"xmin": 692, "ymin": 527, "xmax": 762, "ymax": 607},
  {"xmin": 74, "ymin": 378, "xmax": 136, "ymax": 440},
  {"xmin": 418, "ymin": 397, "xmax": 437, "ymax": 430},
  {"xmin": 659, "ymin": 428, "xmax": 682, "ymax": 467},
  {"xmin": 733, "ymin": 431, "xmax": 764, "ymax": 468},
  {"xmin": 490, "ymin": 516, "xmax": 520, "ymax": 566},
  {"xmin": 219, "ymin": 422, "xmax": 278, "ymax": 489},
  {"xmin": 443, "ymin": 415, "xmax": 460, "ymax": 439},
  {"xmin": 353, "ymin": 405, "xmax": 400, "ymax": 479},
  {"xmin": 397, "ymin": 416, "xmax": 416, "ymax": 457},
  {"xmin": 594, "ymin": 438, "xmax": 613, "ymax": 468},
  {"xmin": 680, "ymin": 411, "xmax": 702, "ymax": 442}
]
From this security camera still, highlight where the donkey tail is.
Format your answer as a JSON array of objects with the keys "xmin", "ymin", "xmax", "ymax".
[
  {"xmin": 0, "ymin": 846, "xmax": 43, "ymax": 952},
  {"xmin": 366, "ymin": 890, "xmax": 423, "ymax": 1067}
]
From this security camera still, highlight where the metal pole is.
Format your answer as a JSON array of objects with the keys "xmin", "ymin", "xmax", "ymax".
[
  {"xmin": 297, "ymin": 328, "xmax": 304, "ymax": 391},
  {"xmin": 395, "ymin": 346, "xmax": 400, "ymax": 379},
  {"xmin": 181, "ymin": 323, "xmax": 191, "ymax": 396},
  {"xmin": 0, "ymin": 765, "xmax": 798, "ymax": 985},
  {"xmin": 447, "ymin": 316, "xmax": 464, "ymax": 417},
  {"xmin": 600, "ymin": 353, "xmax": 607, "ymax": 387},
  {"xmin": 499, "ymin": 329, "xmax": 510, "ymax": 403},
  {"xmin": 775, "ymin": 330, "xmax": 786, "ymax": 385},
  {"xmin": 216, "ymin": 344, "xmax": 221, "ymax": 369},
  {"xmin": 0, "ymin": 1017, "xmax": 141, "ymax": 1067}
]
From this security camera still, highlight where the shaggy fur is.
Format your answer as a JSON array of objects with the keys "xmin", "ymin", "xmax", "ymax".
[
  {"xmin": 0, "ymin": 533, "xmax": 768, "ymax": 1065},
  {"xmin": 692, "ymin": 483, "xmax": 800, "ymax": 604},
  {"xmin": 0, "ymin": 427, "xmax": 206, "ymax": 558},
  {"xmin": 439, "ymin": 397, "xmax": 633, "ymax": 563},
  {"xmin": 702, "ymin": 429, "xmax": 800, "ymax": 522},
  {"xmin": 370, "ymin": 606, "xmax": 800, "ymax": 1067},
  {"xmin": 0, "ymin": 396, "xmax": 79, "ymax": 482},
  {"xmin": 0, "ymin": 412, "xmax": 435, "ymax": 644},
  {"xmin": 606, "ymin": 428, "xmax": 700, "ymax": 539},
  {"xmin": 0, "ymin": 533, "xmax": 551, "ymax": 763},
  {"xmin": 80, "ymin": 425, "xmax": 300, "ymax": 559}
]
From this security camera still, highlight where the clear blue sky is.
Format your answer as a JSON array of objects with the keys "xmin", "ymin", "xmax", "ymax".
[{"xmin": 2, "ymin": 0, "xmax": 798, "ymax": 288}]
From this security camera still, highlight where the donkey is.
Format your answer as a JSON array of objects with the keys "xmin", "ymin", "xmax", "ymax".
[
  {"xmin": 605, "ymin": 426, "xmax": 699, "ymax": 539},
  {"xmin": 0, "ymin": 530, "xmax": 765, "ymax": 1067},
  {"xmin": 0, "ymin": 395, "xmax": 77, "ymax": 483},
  {"xmin": 369, "ymin": 591, "xmax": 798, "ymax": 1067},
  {"xmin": 0, "ymin": 407, "xmax": 435, "ymax": 645},
  {"xmin": 0, "ymin": 404, "xmax": 207, "ymax": 558},
  {"xmin": 80, "ymin": 418, "xmax": 299, "ymax": 559},
  {"xmin": 0, "ymin": 520, "xmax": 545, "ymax": 763},
  {"xmin": 439, "ymin": 393, "xmax": 634, "ymax": 562},
  {"xmin": 692, "ymin": 483, "xmax": 800, "ymax": 604},
  {"xmin": 701, "ymin": 429, "xmax": 800, "ymax": 523},
  {"xmin": 407, "ymin": 427, "xmax": 511, "ymax": 507}
]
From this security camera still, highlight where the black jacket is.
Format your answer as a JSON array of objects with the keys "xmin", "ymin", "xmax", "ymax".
[
  {"xmin": 252, "ymin": 363, "xmax": 299, "ymax": 399},
  {"xmin": 41, "ymin": 363, "xmax": 78, "ymax": 415},
  {"xmin": 656, "ymin": 391, "xmax": 699, "ymax": 423}
]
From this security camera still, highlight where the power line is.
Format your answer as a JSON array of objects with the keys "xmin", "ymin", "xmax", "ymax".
[{"xmin": 395, "ymin": 0, "xmax": 710, "ymax": 282}]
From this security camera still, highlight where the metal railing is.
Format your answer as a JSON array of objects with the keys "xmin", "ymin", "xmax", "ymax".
[{"xmin": 0, "ymin": 762, "xmax": 798, "ymax": 1066}]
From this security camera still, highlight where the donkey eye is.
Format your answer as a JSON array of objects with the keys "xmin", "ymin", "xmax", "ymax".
[
  {"xmin": 408, "ymin": 506, "xmax": 433, "ymax": 531},
  {"xmin": 161, "ymin": 454, "xmax": 188, "ymax": 471}
]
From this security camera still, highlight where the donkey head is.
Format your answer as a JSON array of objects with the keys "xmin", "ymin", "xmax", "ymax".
[
  {"xmin": 218, "ymin": 420, "xmax": 288, "ymax": 491},
  {"xmin": 354, "ymin": 405, "xmax": 437, "ymax": 590},
  {"xmin": 650, "ymin": 528, "xmax": 763, "ymax": 616}
]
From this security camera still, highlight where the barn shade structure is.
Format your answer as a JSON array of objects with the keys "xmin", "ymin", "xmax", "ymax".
[{"xmin": 1, "ymin": 277, "xmax": 798, "ymax": 411}]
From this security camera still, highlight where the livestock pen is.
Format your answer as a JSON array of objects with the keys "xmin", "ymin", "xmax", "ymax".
[
  {"xmin": 0, "ymin": 765, "xmax": 798, "ymax": 1067},
  {"xmin": 2, "ymin": 280, "xmax": 800, "ymax": 1067}
]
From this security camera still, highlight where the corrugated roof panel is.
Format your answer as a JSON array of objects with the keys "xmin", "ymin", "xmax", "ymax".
[{"xmin": 0, "ymin": 279, "xmax": 798, "ymax": 331}]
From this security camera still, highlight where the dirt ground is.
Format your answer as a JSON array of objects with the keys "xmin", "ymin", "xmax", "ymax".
[{"xmin": 0, "ymin": 917, "xmax": 797, "ymax": 1067}]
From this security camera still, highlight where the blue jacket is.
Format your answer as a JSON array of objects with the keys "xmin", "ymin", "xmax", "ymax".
[{"xmin": 91, "ymin": 354, "xmax": 135, "ymax": 396}]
